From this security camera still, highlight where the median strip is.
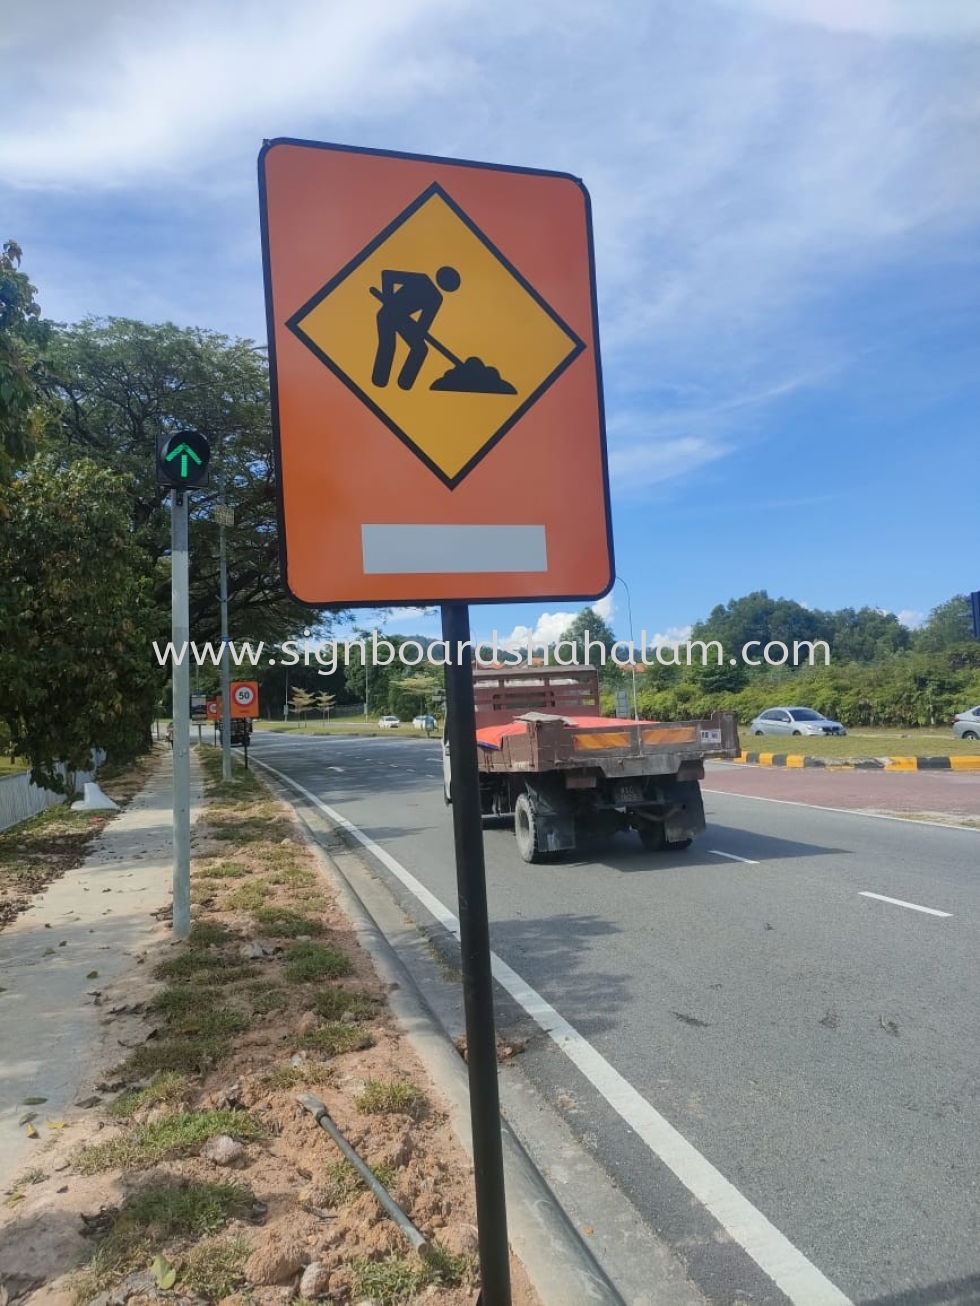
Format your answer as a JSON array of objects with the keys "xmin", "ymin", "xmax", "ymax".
[{"xmin": 733, "ymin": 752, "xmax": 980, "ymax": 770}]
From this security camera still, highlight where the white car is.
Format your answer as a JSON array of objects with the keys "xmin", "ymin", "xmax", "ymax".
[
  {"xmin": 952, "ymin": 706, "xmax": 980, "ymax": 740},
  {"xmin": 748, "ymin": 707, "xmax": 846, "ymax": 737},
  {"xmin": 413, "ymin": 714, "xmax": 436, "ymax": 731},
  {"xmin": 377, "ymin": 715, "xmax": 400, "ymax": 729}
]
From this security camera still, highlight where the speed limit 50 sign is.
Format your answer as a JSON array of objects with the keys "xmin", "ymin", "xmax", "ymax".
[{"xmin": 230, "ymin": 681, "xmax": 259, "ymax": 719}]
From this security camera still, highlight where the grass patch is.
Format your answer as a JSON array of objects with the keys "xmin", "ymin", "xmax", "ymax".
[
  {"xmin": 115, "ymin": 1037, "xmax": 231, "ymax": 1080},
  {"xmin": 225, "ymin": 879, "xmax": 272, "ymax": 911},
  {"xmin": 321, "ymin": 1159, "xmax": 397, "ymax": 1207},
  {"xmin": 108, "ymin": 1072, "xmax": 189, "ymax": 1120},
  {"xmin": 248, "ymin": 985, "xmax": 289, "ymax": 1014},
  {"xmin": 312, "ymin": 987, "xmax": 378, "ymax": 1023},
  {"xmin": 71, "ymin": 1231, "xmax": 151, "ymax": 1305},
  {"xmin": 117, "ymin": 1180, "xmax": 254, "ymax": 1237},
  {"xmin": 355, "ymin": 1078, "xmax": 428, "ymax": 1120},
  {"xmin": 284, "ymin": 941, "xmax": 353, "ymax": 983},
  {"xmin": 260, "ymin": 1063, "xmax": 335, "ymax": 1091},
  {"xmin": 196, "ymin": 861, "xmax": 248, "ymax": 880},
  {"xmin": 350, "ymin": 1246, "xmax": 468, "ymax": 1305},
  {"xmin": 265, "ymin": 863, "xmax": 317, "ymax": 889},
  {"xmin": 153, "ymin": 951, "xmax": 256, "ymax": 984},
  {"xmin": 210, "ymin": 813, "xmax": 294, "ymax": 844},
  {"xmin": 294, "ymin": 1023, "xmax": 374, "ymax": 1056},
  {"xmin": 181, "ymin": 1234, "xmax": 251, "ymax": 1301},
  {"xmin": 72, "ymin": 1182, "xmax": 254, "ymax": 1305},
  {"xmin": 189, "ymin": 920, "xmax": 237, "ymax": 948},
  {"xmin": 252, "ymin": 907, "xmax": 324, "ymax": 938},
  {"xmin": 74, "ymin": 1110, "xmax": 265, "ymax": 1174}
]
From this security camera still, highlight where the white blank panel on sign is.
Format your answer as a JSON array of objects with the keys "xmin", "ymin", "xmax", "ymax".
[{"xmin": 361, "ymin": 525, "xmax": 547, "ymax": 575}]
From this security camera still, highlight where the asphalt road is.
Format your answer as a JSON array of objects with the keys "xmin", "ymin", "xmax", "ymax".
[{"xmin": 250, "ymin": 731, "xmax": 980, "ymax": 1306}]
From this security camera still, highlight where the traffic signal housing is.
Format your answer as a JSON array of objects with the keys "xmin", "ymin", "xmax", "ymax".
[{"xmin": 157, "ymin": 430, "xmax": 211, "ymax": 490}]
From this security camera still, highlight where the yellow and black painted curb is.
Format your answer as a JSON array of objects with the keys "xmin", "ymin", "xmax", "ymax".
[{"xmin": 732, "ymin": 753, "xmax": 980, "ymax": 772}]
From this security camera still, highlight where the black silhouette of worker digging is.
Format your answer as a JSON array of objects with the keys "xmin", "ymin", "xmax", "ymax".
[{"xmin": 370, "ymin": 267, "xmax": 516, "ymax": 394}]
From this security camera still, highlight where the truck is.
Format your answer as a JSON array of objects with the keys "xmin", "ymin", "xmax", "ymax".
[{"xmin": 443, "ymin": 665, "xmax": 740, "ymax": 863}]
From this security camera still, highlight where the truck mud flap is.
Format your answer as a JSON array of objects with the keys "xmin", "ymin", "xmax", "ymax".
[
  {"xmin": 525, "ymin": 779, "xmax": 576, "ymax": 854},
  {"xmin": 663, "ymin": 780, "xmax": 705, "ymax": 845}
]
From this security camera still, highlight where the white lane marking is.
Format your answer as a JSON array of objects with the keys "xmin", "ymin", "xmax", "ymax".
[
  {"xmin": 709, "ymin": 849, "xmax": 759, "ymax": 864},
  {"xmin": 859, "ymin": 892, "xmax": 951, "ymax": 918},
  {"xmin": 703, "ymin": 784, "xmax": 980, "ymax": 834},
  {"xmin": 254, "ymin": 756, "xmax": 852, "ymax": 1306}
]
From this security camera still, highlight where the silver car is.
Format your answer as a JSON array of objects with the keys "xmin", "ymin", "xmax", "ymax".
[
  {"xmin": 952, "ymin": 706, "xmax": 980, "ymax": 740},
  {"xmin": 748, "ymin": 706, "xmax": 846, "ymax": 737}
]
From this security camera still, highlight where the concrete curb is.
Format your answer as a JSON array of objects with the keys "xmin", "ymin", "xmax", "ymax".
[
  {"xmin": 731, "ymin": 752, "xmax": 980, "ymax": 772},
  {"xmin": 259, "ymin": 765, "xmax": 627, "ymax": 1306}
]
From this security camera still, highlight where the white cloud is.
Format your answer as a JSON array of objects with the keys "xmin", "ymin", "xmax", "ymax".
[
  {"xmin": 4, "ymin": 0, "xmax": 979, "ymax": 493},
  {"xmin": 721, "ymin": 0, "xmax": 980, "ymax": 39},
  {"xmin": 0, "ymin": 0, "xmax": 465, "ymax": 187},
  {"xmin": 895, "ymin": 609, "xmax": 925, "ymax": 629}
]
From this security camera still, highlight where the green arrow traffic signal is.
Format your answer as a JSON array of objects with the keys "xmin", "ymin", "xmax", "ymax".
[
  {"xmin": 157, "ymin": 430, "xmax": 211, "ymax": 489},
  {"xmin": 165, "ymin": 441, "xmax": 203, "ymax": 481}
]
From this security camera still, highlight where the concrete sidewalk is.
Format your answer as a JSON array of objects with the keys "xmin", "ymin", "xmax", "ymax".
[{"xmin": 0, "ymin": 750, "xmax": 202, "ymax": 1193}]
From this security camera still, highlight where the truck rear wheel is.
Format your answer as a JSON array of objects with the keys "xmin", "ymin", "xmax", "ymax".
[{"xmin": 514, "ymin": 793, "xmax": 544, "ymax": 864}]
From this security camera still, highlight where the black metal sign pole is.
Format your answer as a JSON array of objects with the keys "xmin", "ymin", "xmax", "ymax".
[{"xmin": 441, "ymin": 601, "xmax": 511, "ymax": 1306}]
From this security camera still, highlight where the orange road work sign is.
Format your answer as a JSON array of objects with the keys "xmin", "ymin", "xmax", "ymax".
[{"xmin": 258, "ymin": 139, "xmax": 613, "ymax": 607}]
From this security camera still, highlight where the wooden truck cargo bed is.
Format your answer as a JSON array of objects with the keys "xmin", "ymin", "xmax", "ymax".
[{"xmin": 476, "ymin": 710, "xmax": 740, "ymax": 776}]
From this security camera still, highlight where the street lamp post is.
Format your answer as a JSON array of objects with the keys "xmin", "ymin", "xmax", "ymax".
[
  {"xmin": 616, "ymin": 574, "xmax": 640, "ymax": 721},
  {"xmin": 214, "ymin": 501, "xmax": 235, "ymax": 781}
]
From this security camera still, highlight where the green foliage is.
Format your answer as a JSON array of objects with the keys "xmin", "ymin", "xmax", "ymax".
[
  {"xmin": 0, "ymin": 240, "xmax": 54, "ymax": 474},
  {"xmin": 47, "ymin": 317, "xmax": 332, "ymax": 645},
  {"xmin": 914, "ymin": 595, "xmax": 974, "ymax": 653},
  {"xmin": 390, "ymin": 671, "xmax": 442, "ymax": 718},
  {"xmin": 0, "ymin": 457, "xmax": 159, "ymax": 788},
  {"xmin": 555, "ymin": 606, "xmax": 617, "ymax": 669}
]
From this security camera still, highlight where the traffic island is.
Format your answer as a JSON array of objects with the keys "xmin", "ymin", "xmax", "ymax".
[{"xmin": 732, "ymin": 752, "xmax": 980, "ymax": 771}]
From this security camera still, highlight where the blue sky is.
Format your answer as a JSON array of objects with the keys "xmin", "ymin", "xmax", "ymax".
[{"xmin": 3, "ymin": 0, "xmax": 978, "ymax": 648}]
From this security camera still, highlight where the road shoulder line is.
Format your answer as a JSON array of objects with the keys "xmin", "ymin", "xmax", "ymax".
[{"xmin": 253, "ymin": 755, "xmax": 852, "ymax": 1306}]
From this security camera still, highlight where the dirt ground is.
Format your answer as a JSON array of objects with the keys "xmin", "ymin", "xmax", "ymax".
[{"xmin": 0, "ymin": 750, "xmax": 539, "ymax": 1306}]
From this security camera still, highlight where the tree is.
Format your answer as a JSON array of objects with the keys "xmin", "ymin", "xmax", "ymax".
[
  {"xmin": 554, "ymin": 607, "xmax": 617, "ymax": 667},
  {"xmin": 288, "ymin": 687, "xmax": 315, "ymax": 725},
  {"xmin": 825, "ymin": 607, "xmax": 910, "ymax": 663},
  {"xmin": 915, "ymin": 596, "xmax": 974, "ymax": 653},
  {"xmin": 0, "ymin": 458, "xmax": 158, "ymax": 789},
  {"xmin": 0, "ymin": 240, "xmax": 53, "ymax": 473},
  {"xmin": 47, "ymin": 317, "xmax": 340, "ymax": 646},
  {"xmin": 314, "ymin": 691, "xmax": 336, "ymax": 721},
  {"xmin": 391, "ymin": 672, "xmax": 442, "ymax": 719}
]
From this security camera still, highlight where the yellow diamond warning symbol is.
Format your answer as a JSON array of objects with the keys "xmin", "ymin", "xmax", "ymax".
[{"xmin": 287, "ymin": 184, "xmax": 585, "ymax": 488}]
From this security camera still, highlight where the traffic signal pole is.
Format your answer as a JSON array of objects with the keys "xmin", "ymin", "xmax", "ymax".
[
  {"xmin": 171, "ymin": 490, "xmax": 192, "ymax": 940},
  {"xmin": 218, "ymin": 504, "xmax": 233, "ymax": 782}
]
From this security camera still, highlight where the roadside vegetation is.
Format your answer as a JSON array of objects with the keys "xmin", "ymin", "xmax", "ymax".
[{"xmin": 9, "ymin": 750, "xmax": 482, "ymax": 1306}]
